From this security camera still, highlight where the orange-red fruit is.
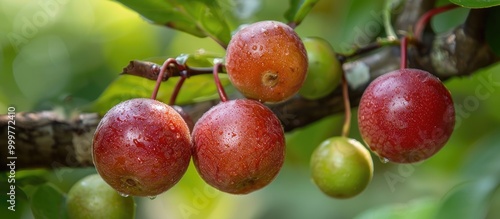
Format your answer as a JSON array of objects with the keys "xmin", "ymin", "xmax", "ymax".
[
  {"xmin": 92, "ymin": 98, "xmax": 192, "ymax": 197},
  {"xmin": 358, "ymin": 69, "xmax": 455, "ymax": 163},
  {"xmin": 192, "ymin": 99, "xmax": 286, "ymax": 194},
  {"xmin": 225, "ymin": 20, "xmax": 308, "ymax": 102}
]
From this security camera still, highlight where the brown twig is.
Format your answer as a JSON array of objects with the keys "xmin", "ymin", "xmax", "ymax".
[{"xmin": 121, "ymin": 60, "xmax": 217, "ymax": 81}]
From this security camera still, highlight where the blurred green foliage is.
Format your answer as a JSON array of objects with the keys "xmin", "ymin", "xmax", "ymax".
[{"xmin": 1, "ymin": 0, "xmax": 500, "ymax": 219}]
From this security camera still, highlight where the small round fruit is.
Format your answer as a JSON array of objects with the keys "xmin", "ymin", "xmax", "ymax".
[
  {"xmin": 358, "ymin": 69, "xmax": 455, "ymax": 163},
  {"xmin": 299, "ymin": 37, "xmax": 342, "ymax": 99},
  {"xmin": 310, "ymin": 137, "xmax": 374, "ymax": 199},
  {"xmin": 192, "ymin": 99, "xmax": 286, "ymax": 194},
  {"xmin": 92, "ymin": 98, "xmax": 192, "ymax": 197},
  {"xmin": 225, "ymin": 20, "xmax": 308, "ymax": 102},
  {"xmin": 66, "ymin": 174, "xmax": 135, "ymax": 219}
]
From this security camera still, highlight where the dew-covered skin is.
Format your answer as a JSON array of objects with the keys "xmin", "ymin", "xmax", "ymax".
[
  {"xmin": 192, "ymin": 99, "xmax": 286, "ymax": 194},
  {"xmin": 358, "ymin": 69, "xmax": 455, "ymax": 163},
  {"xmin": 92, "ymin": 98, "xmax": 192, "ymax": 197},
  {"xmin": 225, "ymin": 20, "xmax": 308, "ymax": 103},
  {"xmin": 310, "ymin": 137, "xmax": 373, "ymax": 199}
]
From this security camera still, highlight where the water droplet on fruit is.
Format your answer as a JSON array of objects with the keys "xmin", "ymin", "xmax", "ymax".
[
  {"xmin": 252, "ymin": 45, "xmax": 257, "ymax": 50},
  {"xmin": 148, "ymin": 196, "xmax": 157, "ymax": 200},
  {"xmin": 379, "ymin": 157, "xmax": 390, "ymax": 164},
  {"xmin": 118, "ymin": 192, "xmax": 129, "ymax": 197},
  {"xmin": 168, "ymin": 123, "xmax": 176, "ymax": 131}
]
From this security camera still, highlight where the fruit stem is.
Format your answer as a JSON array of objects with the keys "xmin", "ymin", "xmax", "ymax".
[
  {"xmin": 414, "ymin": 4, "xmax": 459, "ymax": 42},
  {"xmin": 341, "ymin": 68, "xmax": 351, "ymax": 138},
  {"xmin": 400, "ymin": 36, "xmax": 408, "ymax": 69},
  {"xmin": 383, "ymin": 0, "xmax": 399, "ymax": 40},
  {"xmin": 151, "ymin": 58, "xmax": 182, "ymax": 100},
  {"xmin": 169, "ymin": 71, "xmax": 188, "ymax": 105},
  {"xmin": 122, "ymin": 60, "xmax": 222, "ymax": 82},
  {"xmin": 213, "ymin": 61, "xmax": 228, "ymax": 102}
]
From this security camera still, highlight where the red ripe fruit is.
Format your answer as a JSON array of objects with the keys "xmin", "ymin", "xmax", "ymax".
[
  {"xmin": 192, "ymin": 99, "xmax": 286, "ymax": 194},
  {"xmin": 92, "ymin": 98, "xmax": 192, "ymax": 197},
  {"xmin": 225, "ymin": 20, "xmax": 308, "ymax": 103},
  {"xmin": 358, "ymin": 69, "xmax": 455, "ymax": 163}
]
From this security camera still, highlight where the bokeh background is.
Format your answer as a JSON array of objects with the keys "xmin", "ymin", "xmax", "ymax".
[{"xmin": 1, "ymin": 0, "xmax": 500, "ymax": 218}]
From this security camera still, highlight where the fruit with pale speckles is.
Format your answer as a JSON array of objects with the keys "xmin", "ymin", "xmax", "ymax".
[
  {"xmin": 92, "ymin": 98, "xmax": 192, "ymax": 197},
  {"xmin": 192, "ymin": 99, "xmax": 286, "ymax": 194},
  {"xmin": 225, "ymin": 20, "xmax": 308, "ymax": 102},
  {"xmin": 310, "ymin": 137, "xmax": 373, "ymax": 199},
  {"xmin": 357, "ymin": 69, "xmax": 455, "ymax": 163}
]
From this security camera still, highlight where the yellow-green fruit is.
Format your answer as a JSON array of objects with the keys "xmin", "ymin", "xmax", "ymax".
[
  {"xmin": 299, "ymin": 37, "xmax": 342, "ymax": 99},
  {"xmin": 66, "ymin": 174, "xmax": 136, "ymax": 219},
  {"xmin": 310, "ymin": 137, "xmax": 374, "ymax": 198}
]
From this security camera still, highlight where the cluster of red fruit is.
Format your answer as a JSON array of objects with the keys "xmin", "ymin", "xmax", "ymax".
[
  {"xmin": 92, "ymin": 20, "xmax": 456, "ymax": 200},
  {"xmin": 92, "ymin": 21, "xmax": 307, "ymax": 197}
]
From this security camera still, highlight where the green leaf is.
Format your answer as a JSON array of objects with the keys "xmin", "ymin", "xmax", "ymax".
[
  {"xmin": 89, "ymin": 75, "xmax": 228, "ymax": 115},
  {"xmin": 1, "ymin": 174, "xmax": 29, "ymax": 218},
  {"xmin": 488, "ymin": 187, "xmax": 500, "ymax": 219},
  {"xmin": 175, "ymin": 52, "xmax": 222, "ymax": 67},
  {"xmin": 430, "ymin": 7, "xmax": 469, "ymax": 33},
  {"xmin": 16, "ymin": 169, "xmax": 50, "ymax": 181},
  {"xmin": 0, "ymin": 92, "xmax": 9, "ymax": 114},
  {"xmin": 434, "ymin": 177, "xmax": 499, "ymax": 219},
  {"xmin": 449, "ymin": 0, "xmax": 500, "ymax": 8},
  {"xmin": 461, "ymin": 129, "xmax": 500, "ymax": 180},
  {"xmin": 354, "ymin": 197, "xmax": 440, "ymax": 219},
  {"xmin": 89, "ymin": 53, "xmax": 230, "ymax": 115},
  {"xmin": 29, "ymin": 183, "xmax": 68, "ymax": 219},
  {"xmin": 284, "ymin": 0, "xmax": 320, "ymax": 25},
  {"xmin": 116, "ymin": 0, "xmax": 232, "ymax": 46}
]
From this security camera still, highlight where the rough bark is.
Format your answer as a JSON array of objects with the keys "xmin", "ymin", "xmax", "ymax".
[
  {"xmin": 1, "ymin": 111, "xmax": 98, "ymax": 170},
  {"xmin": 1, "ymin": 3, "xmax": 498, "ymax": 170}
]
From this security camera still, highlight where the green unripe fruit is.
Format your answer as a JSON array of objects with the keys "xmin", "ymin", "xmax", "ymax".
[
  {"xmin": 310, "ymin": 137, "xmax": 373, "ymax": 199},
  {"xmin": 66, "ymin": 174, "xmax": 136, "ymax": 219},
  {"xmin": 299, "ymin": 37, "xmax": 342, "ymax": 100}
]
